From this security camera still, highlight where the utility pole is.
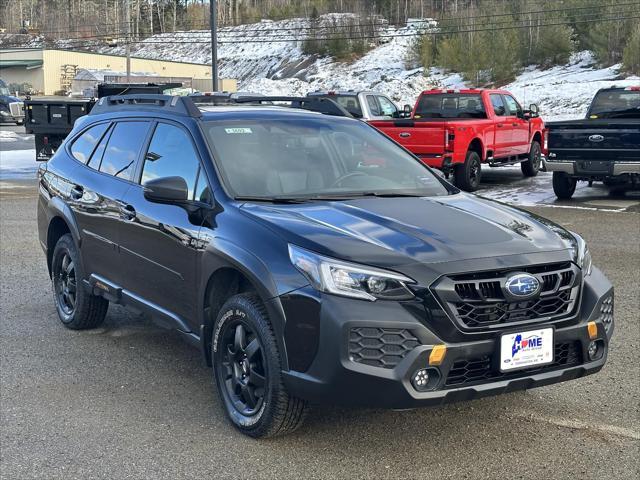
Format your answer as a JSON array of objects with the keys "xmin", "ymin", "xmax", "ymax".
[
  {"xmin": 210, "ymin": 0, "xmax": 218, "ymax": 91},
  {"xmin": 126, "ymin": 0, "xmax": 131, "ymax": 83}
]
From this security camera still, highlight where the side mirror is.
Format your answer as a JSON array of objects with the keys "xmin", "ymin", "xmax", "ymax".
[
  {"xmin": 403, "ymin": 104, "xmax": 412, "ymax": 114},
  {"xmin": 143, "ymin": 176, "xmax": 188, "ymax": 204},
  {"xmin": 529, "ymin": 103, "xmax": 539, "ymax": 117}
]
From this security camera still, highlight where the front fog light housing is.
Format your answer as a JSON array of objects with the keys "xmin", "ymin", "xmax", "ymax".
[
  {"xmin": 411, "ymin": 368, "xmax": 441, "ymax": 392},
  {"xmin": 587, "ymin": 340, "xmax": 604, "ymax": 361},
  {"xmin": 289, "ymin": 244, "xmax": 415, "ymax": 301}
]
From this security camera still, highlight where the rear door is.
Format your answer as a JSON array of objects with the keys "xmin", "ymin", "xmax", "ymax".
[
  {"xmin": 66, "ymin": 120, "xmax": 151, "ymax": 288},
  {"xmin": 504, "ymin": 94, "xmax": 530, "ymax": 155},
  {"xmin": 117, "ymin": 121, "xmax": 207, "ymax": 326},
  {"xmin": 489, "ymin": 94, "xmax": 511, "ymax": 158}
]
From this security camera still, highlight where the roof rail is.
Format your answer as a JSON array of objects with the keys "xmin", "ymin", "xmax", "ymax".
[
  {"xmin": 90, "ymin": 94, "xmax": 202, "ymax": 118},
  {"xmin": 232, "ymin": 96, "xmax": 353, "ymax": 118}
]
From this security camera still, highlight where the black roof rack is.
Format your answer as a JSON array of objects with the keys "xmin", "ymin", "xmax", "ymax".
[
  {"xmin": 88, "ymin": 94, "xmax": 353, "ymax": 119},
  {"xmin": 231, "ymin": 96, "xmax": 353, "ymax": 117},
  {"xmin": 90, "ymin": 94, "xmax": 202, "ymax": 118}
]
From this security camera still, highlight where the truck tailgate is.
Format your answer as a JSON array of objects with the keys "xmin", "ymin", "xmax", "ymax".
[
  {"xmin": 370, "ymin": 119, "xmax": 447, "ymax": 156},
  {"xmin": 547, "ymin": 119, "xmax": 640, "ymax": 162}
]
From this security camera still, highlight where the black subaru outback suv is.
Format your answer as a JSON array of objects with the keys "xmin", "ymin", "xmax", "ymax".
[{"xmin": 38, "ymin": 95, "xmax": 614, "ymax": 438}]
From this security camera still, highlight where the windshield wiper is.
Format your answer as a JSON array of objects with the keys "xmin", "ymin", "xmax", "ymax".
[
  {"xmin": 234, "ymin": 196, "xmax": 310, "ymax": 204},
  {"xmin": 355, "ymin": 192, "xmax": 426, "ymax": 198}
]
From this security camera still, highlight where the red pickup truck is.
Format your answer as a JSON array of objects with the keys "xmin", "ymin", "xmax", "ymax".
[{"xmin": 370, "ymin": 89, "xmax": 545, "ymax": 191}]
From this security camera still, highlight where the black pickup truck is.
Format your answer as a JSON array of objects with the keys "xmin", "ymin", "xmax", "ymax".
[
  {"xmin": 545, "ymin": 86, "xmax": 640, "ymax": 199},
  {"xmin": 25, "ymin": 83, "xmax": 180, "ymax": 160}
]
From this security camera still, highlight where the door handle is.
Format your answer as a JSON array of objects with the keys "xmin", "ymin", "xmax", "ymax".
[
  {"xmin": 119, "ymin": 204, "xmax": 137, "ymax": 220},
  {"xmin": 497, "ymin": 123, "xmax": 504, "ymax": 127},
  {"xmin": 512, "ymin": 123, "xmax": 519, "ymax": 127},
  {"xmin": 70, "ymin": 185, "xmax": 84, "ymax": 200}
]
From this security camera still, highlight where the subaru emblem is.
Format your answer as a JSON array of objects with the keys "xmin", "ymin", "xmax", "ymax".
[
  {"xmin": 588, "ymin": 134, "xmax": 604, "ymax": 143},
  {"xmin": 505, "ymin": 274, "xmax": 540, "ymax": 298}
]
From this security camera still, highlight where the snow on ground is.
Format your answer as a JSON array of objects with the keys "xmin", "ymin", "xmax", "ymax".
[{"xmin": 0, "ymin": 150, "xmax": 38, "ymax": 178}]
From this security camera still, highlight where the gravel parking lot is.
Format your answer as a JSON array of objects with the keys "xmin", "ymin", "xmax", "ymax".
[{"xmin": 1, "ymin": 132, "xmax": 639, "ymax": 479}]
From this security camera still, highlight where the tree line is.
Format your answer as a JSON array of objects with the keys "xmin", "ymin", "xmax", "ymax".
[{"xmin": 1, "ymin": 0, "xmax": 638, "ymax": 77}]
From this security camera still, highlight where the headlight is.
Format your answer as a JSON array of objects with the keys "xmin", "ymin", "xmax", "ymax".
[
  {"xmin": 288, "ymin": 244, "xmax": 415, "ymax": 301},
  {"xmin": 571, "ymin": 232, "xmax": 593, "ymax": 276}
]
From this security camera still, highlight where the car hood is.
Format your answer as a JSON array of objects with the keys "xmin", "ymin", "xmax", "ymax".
[
  {"xmin": 240, "ymin": 193, "xmax": 576, "ymax": 270},
  {"xmin": 0, "ymin": 94, "xmax": 22, "ymax": 103}
]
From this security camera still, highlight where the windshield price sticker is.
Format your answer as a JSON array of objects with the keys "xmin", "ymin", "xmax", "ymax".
[{"xmin": 225, "ymin": 127, "xmax": 253, "ymax": 134}]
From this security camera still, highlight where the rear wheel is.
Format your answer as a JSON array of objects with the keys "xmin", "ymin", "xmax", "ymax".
[
  {"xmin": 521, "ymin": 141, "xmax": 541, "ymax": 177},
  {"xmin": 212, "ymin": 293, "xmax": 308, "ymax": 438},
  {"xmin": 552, "ymin": 172, "xmax": 577, "ymax": 200},
  {"xmin": 453, "ymin": 151, "xmax": 482, "ymax": 192},
  {"xmin": 51, "ymin": 234, "xmax": 108, "ymax": 329}
]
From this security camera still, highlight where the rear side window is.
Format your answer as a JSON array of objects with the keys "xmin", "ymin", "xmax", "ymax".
[
  {"xmin": 415, "ymin": 94, "xmax": 486, "ymax": 119},
  {"xmin": 490, "ymin": 94, "xmax": 508, "ymax": 116},
  {"xmin": 99, "ymin": 121, "xmax": 150, "ymax": 181},
  {"xmin": 70, "ymin": 123, "xmax": 110, "ymax": 163},
  {"xmin": 140, "ymin": 123, "xmax": 201, "ymax": 199},
  {"xmin": 87, "ymin": 124, "xmax": 113, "ymax": 170},
  {"xmin": 366, "ymin": 95, "xmax": 382, "ymax": 116},
  {"xmin": 504, "ymin": 95, "xmax": 522, "ymax": 116}
]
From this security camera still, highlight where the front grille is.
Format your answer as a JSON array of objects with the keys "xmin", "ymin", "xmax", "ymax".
[
  {"xmin": 9, "ymin": 102, "xmax": 24, "ymax": 118},
  {"xmin": 432, "ymin": 262, "xmax": 581, "ymax": 332},
  {"xmin": 444, "ymin": 341, "xmax": 582, "ymax": 388},
  {"xmin": 348, "ymin": 327, "xmax": 420, "ymax": 369}
]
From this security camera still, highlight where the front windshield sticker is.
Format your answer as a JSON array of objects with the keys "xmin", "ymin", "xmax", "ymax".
[{"xmin": 225, "ymin": 127, "xmax": 253, "ymax": 134}]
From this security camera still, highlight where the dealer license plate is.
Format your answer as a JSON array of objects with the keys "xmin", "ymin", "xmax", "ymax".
[{"xmin": 500, "ymin": 328, "xmax": 554, "ymax": 372}]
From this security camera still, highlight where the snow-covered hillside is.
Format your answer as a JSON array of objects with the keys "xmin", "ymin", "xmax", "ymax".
[
  {"xmin": 3, "ymin": 14, "xmax": 637, "ymax": 120},
  {"xmin": 95, "ymin": 15, "xmax": 638, "ymax": 120}
]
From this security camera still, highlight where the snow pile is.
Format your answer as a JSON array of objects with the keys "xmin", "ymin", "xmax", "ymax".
[
  {"xmin": 0, "ymin": 149, "xmax": 38, "ymax": 178},
  {"xmin": 504, "ymin": 51, "xmax": 640, "ymax": 121}
]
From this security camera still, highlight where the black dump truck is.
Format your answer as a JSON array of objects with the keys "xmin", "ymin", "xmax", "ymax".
[
  {"xmin": 545, "ymin": 86, "xmax": 640, "ymax": 199},
  {"xmin": 25, "ymin": 83, "xmax": 180, "ymax": 160}
]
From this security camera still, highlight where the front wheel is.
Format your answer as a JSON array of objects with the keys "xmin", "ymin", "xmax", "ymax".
[
  {"xmin": 552, "ymin": 172, "xmax": 577, "ymax": 200},
  {"xmin": 453, "ymin": 151, "xmax": 482, "ymax": 192},
  {"xmin": 521, "ymin": 141, "xmax": 541, "ymax": 177},
  {"xmin": 212, "ymin": 293, "xmax": 308, "ymax": 438}
]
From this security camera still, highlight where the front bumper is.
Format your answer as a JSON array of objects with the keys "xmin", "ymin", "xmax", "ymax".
[{"xmin": 279, "ymin": 267, "xmax": 614, "ymax": 409}]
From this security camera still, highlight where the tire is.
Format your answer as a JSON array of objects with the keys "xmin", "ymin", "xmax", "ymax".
[
  {"xmin": 552, "ymin": 172, "xmax": 577, "ymax": 200},
  {"xmin": 212, "ymin": 293, "xmax": 308, "ymax": 438},
  {"xmin": 453, "ymin": 150, "xmax": 482, "ymax": 192},
  {"xmin": 521, "ymin": 141, "xmax": 541, "ymax": 177},
  {"xmin": 51, "ymin": 233, "xmax": 108, "ymax": 329}
]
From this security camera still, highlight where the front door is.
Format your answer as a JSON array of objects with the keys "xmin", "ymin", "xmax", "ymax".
[
  {"xmin": 504, "ymin": 95, "xmax": 530, "ymax": 155},
  {"xmin": 117, "ymin": 121, "xmax": 208, "ymax": 326}
]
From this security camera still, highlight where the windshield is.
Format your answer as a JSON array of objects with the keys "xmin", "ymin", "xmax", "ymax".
[
  {"xmin": 415, "ymin": 94, "xmax": 487, "ymax": 119},
  {"xmin": 589, "ymin": 90, "xmax": 640, "ymax": 118},
  {"xmin": 203, "ymin": 117, "xmax": 451, "ymax": 201}
]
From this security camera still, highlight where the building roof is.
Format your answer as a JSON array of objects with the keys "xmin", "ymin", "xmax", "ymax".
[{"xmin": 0, "ymin": 59, "xmax": 43, "ymax": 69}]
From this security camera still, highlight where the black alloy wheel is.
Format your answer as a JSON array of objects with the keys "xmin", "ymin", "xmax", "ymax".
[
  {"xmin": 217, "ymin": 320, "xmax": 267, "ymax": 416},
  {"xmin": 54, "ymin": 251, "xmax": 77, "ymax": 316}
]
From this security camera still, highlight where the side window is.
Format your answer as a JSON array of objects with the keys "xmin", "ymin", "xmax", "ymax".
[
  {"xmin": 490, "ymin": 94, "xmax": 507, "ymax": 116},
  {"xmin": 70, "ymin": 123, "xmax": 110, "ymax": 163},
  {"xmin": 141, "ymin": 123, "xmax": 200, "ymax": 199},
  {"xmin": 100, "ymin": 121, "xmax": 150, "ymax": 181},
  {"xmin": 87, "ymin": 124, "xmax": 112, "ymax": 170},
  {"xmin": 377, "ymin": 96, "xmax": 398, "ymax": 116},
  {"xmin": 366, "ymin": 95, "xmax": 382, "ymax": 116},
  {"xmin": 504, "ymin": 95, "xmax": 522, "ymax": 116}
]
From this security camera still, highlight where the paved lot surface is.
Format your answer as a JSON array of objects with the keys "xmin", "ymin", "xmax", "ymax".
[{"xmin": 1, "ymin": 179, "xmax": 639, "ymax": 479}]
